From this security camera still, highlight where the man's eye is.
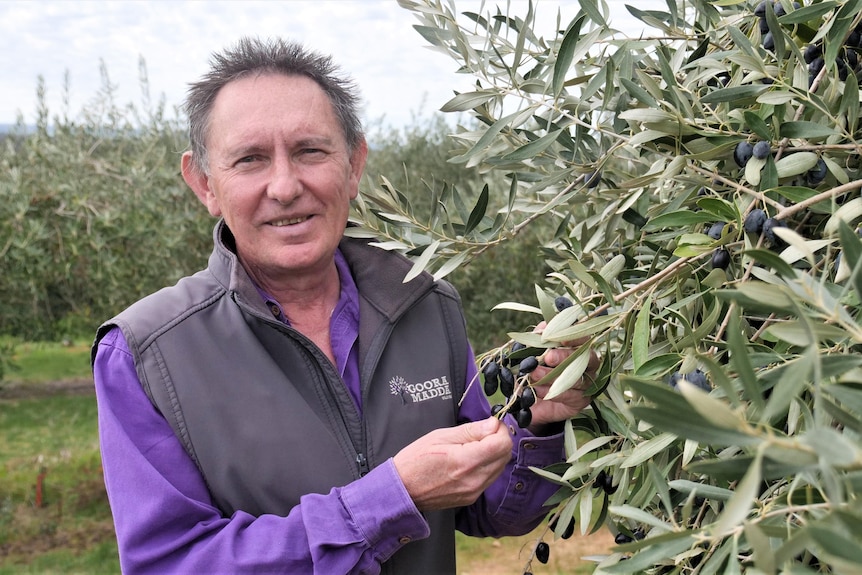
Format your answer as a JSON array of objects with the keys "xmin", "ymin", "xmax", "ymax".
[{"xmin": 237, "ymin": 155, "xmax": 258, "ymax": 164}]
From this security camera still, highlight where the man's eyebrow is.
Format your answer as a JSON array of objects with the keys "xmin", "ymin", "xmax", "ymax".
[
  {"xmin": 295, "ymin": 136, "xmax": 336, "ymax": 148},
  {"xmin": 224, "ymin": 136, "xmax": 336, "ymax": 157},
  {"xmin": 223, "ymin": 143, "xmax": 266, "ymax": 159}
]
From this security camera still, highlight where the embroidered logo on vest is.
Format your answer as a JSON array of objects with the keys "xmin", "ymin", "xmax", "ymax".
[{"xmin": 389, "ymin": 375, "xmax": 452, "ymax": 404}]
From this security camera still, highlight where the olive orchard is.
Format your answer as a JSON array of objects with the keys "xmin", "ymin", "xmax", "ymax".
[
  {"xmin": 0, "ymin": 61, "xmax": 535, "ymax": 373},
  {"xmin": 350, "ymin": 1, "xmax": 862, "ymax": 572}
]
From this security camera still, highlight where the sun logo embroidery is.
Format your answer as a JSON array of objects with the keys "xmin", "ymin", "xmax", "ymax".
[{"xmin": 389, "ymin": 375, "xmax": 452, "ymax": 404}]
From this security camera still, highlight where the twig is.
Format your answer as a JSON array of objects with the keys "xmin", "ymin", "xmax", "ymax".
[{"xmin": 776, "ymin": 178, "xmax": 862, "ymax": 221}]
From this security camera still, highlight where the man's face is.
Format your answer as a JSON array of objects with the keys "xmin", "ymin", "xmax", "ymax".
[{"xmin": 183, "ymin": 73, "xmax": 367, "ymax": 285}]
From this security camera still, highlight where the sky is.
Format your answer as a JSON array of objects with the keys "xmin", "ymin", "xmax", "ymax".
[{"xmin": 0, "ymin": 0, "xmax": 662, "ymax": 129}]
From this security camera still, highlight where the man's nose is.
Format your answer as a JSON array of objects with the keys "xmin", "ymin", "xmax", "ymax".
[{"xmin": 267, "ymin": 156, "xmax": 302, "ymax": 204}]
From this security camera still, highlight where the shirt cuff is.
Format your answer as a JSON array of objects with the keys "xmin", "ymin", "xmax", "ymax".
[
  {"xmin": 494, "ymin": 418, "xmax": 566, "ymax": 525},
  {"xmin": 339, "ymin": 459, "xmax": 430, "ymax": 562},
  {"xmin": 513, "ymin": 428, "xmax": 565, "ymax": 468}
]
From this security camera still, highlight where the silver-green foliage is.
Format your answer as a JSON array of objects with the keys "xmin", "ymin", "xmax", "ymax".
[
  {"xmin": 350, "ymin": 1, "xmax": 862, "ymax": 572},
  {"xmin": 0, "ymin": 60, "xmax": 212, "ymax": 341},
  {"xmin": 362, "ymin": 114, "xmax": 552, "ymax": 351}
]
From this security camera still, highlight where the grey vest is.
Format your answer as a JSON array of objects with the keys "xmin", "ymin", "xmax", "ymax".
[{"xmin": 95, "ymin": 222, "xmax": 469, "ymax": 574}]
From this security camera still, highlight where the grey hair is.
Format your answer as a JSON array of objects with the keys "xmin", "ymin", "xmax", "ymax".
[{"xmin": 184, "ymin": 37, "xmax": 364, "ymax": 174}]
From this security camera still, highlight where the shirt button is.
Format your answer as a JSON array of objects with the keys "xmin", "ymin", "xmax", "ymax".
[
  {"xmin": 268, "ymin": 303, "xmax": 281, "ymax": 318},
  {"xmin": 514, "ymin": 482, "xmax": 525, "ymax": 491},
  {"xmin": 399, "ymin": 536, "xmax": 412, "ymax": 544},
  {"xmin": 523, "ymin": 442, "xmax": 537, "ymax": 450}
]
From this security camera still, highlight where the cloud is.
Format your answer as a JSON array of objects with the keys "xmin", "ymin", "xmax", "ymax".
[{"xmin": 0, "ymin": 0, "xmax": 663, "ymax": 127}]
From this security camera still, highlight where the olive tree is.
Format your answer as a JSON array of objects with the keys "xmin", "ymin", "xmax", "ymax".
[
  {"xmin": 0, "ymin": 61, "xmax": 212, "ymax": 342},
  {"xmin": 350, "ymin": 0, "xmax": 862, "ymax": 572},
  {"xmin": 0, "ymin": 58, "xmax": 542, "ymax": 376}
]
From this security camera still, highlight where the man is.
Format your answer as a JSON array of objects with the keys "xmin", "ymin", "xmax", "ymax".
[{"xmin": 92, "ymin": 37, "xmax": 592, "ymax": 574}]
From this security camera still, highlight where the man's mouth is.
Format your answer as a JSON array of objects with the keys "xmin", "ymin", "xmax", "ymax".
[{"xmin": 270, "ymin": 216, "xmax": 309, "ymax": 227}]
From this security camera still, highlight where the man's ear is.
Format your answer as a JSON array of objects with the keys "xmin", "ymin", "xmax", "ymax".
[
  {"xmin": 347, "ymin": 138, "xmax": 368, "ymax": 200},
  {"xmin": 181, "ymin": 152, "xmax": 221, "ymax": 217}
]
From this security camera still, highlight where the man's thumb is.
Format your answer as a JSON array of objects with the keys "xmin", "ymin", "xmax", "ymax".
[{"xmin": 461, "ymin": 416, "xmax": 501, "ymax": 442}]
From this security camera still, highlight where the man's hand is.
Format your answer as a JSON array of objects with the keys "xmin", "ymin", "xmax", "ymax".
[
  {"xmin": 392, "ymin": 417, "xmax": 512, "ymax": 511},
  {"xmin": 526, "ymin": 321, "xmax": 600, "ymax": 429}
]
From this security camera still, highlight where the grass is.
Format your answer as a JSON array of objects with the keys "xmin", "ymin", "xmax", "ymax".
[
  {"xmin": 0, "ymin": 395, "xmax": 100, "ymax": 497},
  {"xmin": 0, "ymin": 542, "xmax": 120, "ymax": 575},
  {"xmin": 1, "ymin": 337, "xmax": 117, "ymax": 572},
  {"xmin": 0, "ymin": 393, "xmax": 118, "ymax": 573},
  {"xmin": 3, "ymin": 339, "xmax": 92, "ymax": 385},
  {"xmin": 0, "ymin": 341, "xmax": 611, "ymax": 574}
]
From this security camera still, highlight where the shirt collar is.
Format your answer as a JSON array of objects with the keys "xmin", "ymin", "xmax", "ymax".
[{"xmin": 252, "ymin": 249, "xmax": 359, "ymax": 329}]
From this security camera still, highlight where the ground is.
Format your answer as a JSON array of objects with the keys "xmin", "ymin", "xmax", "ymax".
[
  {"xmin": 458, "ymin": 528, "xmax": 614, "ymax": 574},
  {"xmin": 0, "ymin": 378, "xmax": 94, "ymax": 400}
]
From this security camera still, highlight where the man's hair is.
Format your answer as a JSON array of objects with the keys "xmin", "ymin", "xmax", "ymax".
[{"xmin": 184, "ymin": 37, "xmax": 364, "ymax": 174}]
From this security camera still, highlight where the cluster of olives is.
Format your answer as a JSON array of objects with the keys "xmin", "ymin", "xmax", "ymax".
[
  {"xmin": 525, "ymin": 457, "xmax": 619, "ymax": 571},
  {"xmin": 804, "ymin": 22, "xmax": 862, "ymax": 85},
  {"xmin": 733, "ymin": 138, "xmax": 828, "ymax": 184},
  {"xmin": 710, "ymin": 136, "xmax": 826, "ymax": 272},
  {"xmin": 733, "ymin": 140, "xmax": 772, "ymax": 166},
  {"xmin": 755, "ymin": 0, "xmax": 800, "ymax": 53},
  {"xmin": 704, "ymin": 203, "xmax": 788, "ymax": 273},
  {"xmin": 482, "ymin": 346, "xmax": 540, "ymax": 428},
  {"xmin": 482, "ymin": 296, "xmax": 578, "ymax": 428},
  {"xmin": 744, "ymin": 208, "xmax": 788, "ymax": 246},
  {"xmin": 754, "ymin": 0, "xmax": 862, "ymax": 88}
]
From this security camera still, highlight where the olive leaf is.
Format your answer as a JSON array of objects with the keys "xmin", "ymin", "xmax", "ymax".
[{"xmin": 543, "ymin": 347, "xmax": 593, "ymax": 400}]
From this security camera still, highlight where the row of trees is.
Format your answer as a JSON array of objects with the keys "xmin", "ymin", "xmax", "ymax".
[
  {"xmin": 0, "ymin": 59, "xmax": 538, "ymax": 378},
  {"xmin": 0, "ymin": 61, "xmax": 209, "ymax": 344}
]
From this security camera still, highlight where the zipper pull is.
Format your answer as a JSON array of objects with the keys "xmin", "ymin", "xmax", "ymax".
[{"xmin": 356, "ymin": 453, "xmax": 369, "ymax": 476}]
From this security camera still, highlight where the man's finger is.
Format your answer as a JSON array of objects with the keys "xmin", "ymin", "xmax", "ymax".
[{"xmin": 451, "ymin": 416, "xmax": 502, "ymax": 444}]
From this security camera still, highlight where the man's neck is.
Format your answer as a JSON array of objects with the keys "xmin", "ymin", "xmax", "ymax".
[{"xmin": 244, "ymin": 258, "xmax": 342, "ymax": 363}]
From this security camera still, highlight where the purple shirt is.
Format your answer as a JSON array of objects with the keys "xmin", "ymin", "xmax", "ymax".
[{"xmin": 94, "ymin": 250, "xmax": 565, "ymax": 574}]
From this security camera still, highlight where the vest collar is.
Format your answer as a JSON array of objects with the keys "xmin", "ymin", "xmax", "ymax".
[
  {"xmin": 206, "ymin": 219, "xmax": 437, "ymax": 324},
  {"xmin": 338, "ymin": 235, "xmax": 437, "ymax": 323}
]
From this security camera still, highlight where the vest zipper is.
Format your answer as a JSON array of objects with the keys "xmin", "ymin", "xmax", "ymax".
[
  {"xmin": 245, "ymin": 301, "xmax": 368, "ymax": 480},
  {"xmin": 355, "ymin": 452, "xmax": 369, "ymax": 476}
]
